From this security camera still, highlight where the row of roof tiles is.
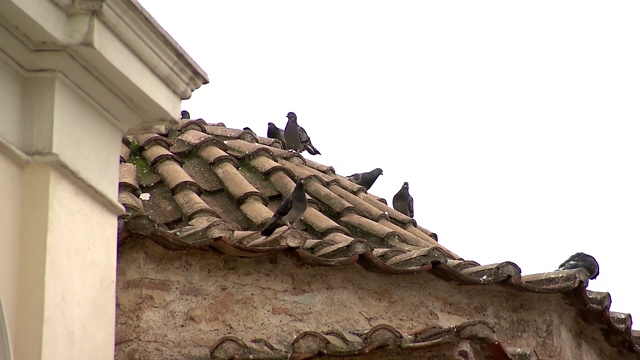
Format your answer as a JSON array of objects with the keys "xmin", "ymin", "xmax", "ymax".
[
  {"xmin": 116, "ymin": 119, "xmax": 640, "ymax": 357},
  {"xmin": 209, "ymin": 320, "xmax": 539, "ymax": 360}
]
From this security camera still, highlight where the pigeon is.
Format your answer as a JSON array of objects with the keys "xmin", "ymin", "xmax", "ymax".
[
  {"xmin": 267, "ymin": 122, "xmax": 287, "ymax": 146},
  {"xmin": 298, "ymin": 126, "xmax": 321, "ymax": 155},
  {"xmin": 181, "ymin": 110, "xmax": 190, "ymax": 120},
  {"xmin": 347, "ymin": 168, "xmax": 383, "ymax": 190},
  {"xmin": 261, "ymin": 178, "xmax": 308, "ymax": 236},
  {"xmin": 283, "ymin": 112, "xmax": 305, "ymax": 153},
  {"xmin": 392, "ymin": 182, "xmax": 414, "ymax": 218},
  {"xmin": 558, "ymin": 252, "xmax": 599, "ymax": 280}
]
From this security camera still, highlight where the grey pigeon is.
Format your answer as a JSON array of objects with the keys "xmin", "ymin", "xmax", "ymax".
[
  {"xmin": 298, "ymin": 126, "xmax": 321, "ymax": 155},
  {"xmin": 261, "ymin": 178, "xmax": 308, "ymax": 236},
  {"xmin": 267, "ymin": 122, "xmax": 287, "ymax": 146},
  {"xmin": 558, "ymin": 252, "xmax": 599, "ymax": 280},
  {"xmin": 284, "ymin": 112, "xmax": 305, "ymax": 153},
  {"xmin": 392, "ymin": 182, "xmax": 414, "ymax": 218},
  {"xmin": 181, "ymin": 110, "xmax": 190, "ymax": 120},
  {"xmin": 347, "ymin": 168, "xmax": 383, "ymax": 190}
]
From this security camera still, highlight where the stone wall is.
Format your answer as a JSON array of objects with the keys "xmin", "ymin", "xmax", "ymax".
[{"xmin": 116, "ymin": 237, "xmax": 632, "ymax": 360}]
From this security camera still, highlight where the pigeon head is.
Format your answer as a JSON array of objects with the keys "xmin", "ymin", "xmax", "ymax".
[
  {"xmin": 180, "ymin": 110, "xmax": 190, "ymax": 120},
  {"xmin": 296, "ymin": 178, "xmax": 305, "ymax": 187},
  {"xmin": 373, "ymin": 168, "xmax": 383, "ymax": 176},
  {"xmin": 286, "ymin": 112, "xmax": 297, "ymax": 121},
  {"xmin": 268, "ymin": 122, "xmax": 276, "ymax": 128},
  {"xmin": 403, "ymin": 182, "xmax": 409, "ymax": 189}
]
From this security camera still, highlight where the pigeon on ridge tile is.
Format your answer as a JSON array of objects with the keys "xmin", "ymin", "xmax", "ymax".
[
  {"xmin": 267, "ymin": 122, "xmax": 287, "ymax": 147},
  {"xmin": 180, "ymin": 110, "xmax": 190, "ymax": 120},
  {"xmin": 392, "ymin": 182, "xmax": 414, "ymax": 218},
  {"xmin": 283, "ymin": 112, "xmax": 305, "ymax": 153},
  {"xmin": 261, "ymin": 178, "xmax": 308, "ymax": 236},
  {"xmin": 298, "ymin": 126, "xmax": 321, "ymax": 155},
  {"xmin": 557, "ymin": 252, "xmax": 599, "ymax": 280},
  {"xmin": 347, "ymin": 168, "xmax": 383, "ymax": 190}
]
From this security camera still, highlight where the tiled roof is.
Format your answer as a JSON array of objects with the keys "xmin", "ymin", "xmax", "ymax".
[
  {"xmin": 117, "ymin": 119, "xmax": 640, "ymax": 356},
  {"xmin": 208, "ymin": 320, "xmax": 538, "ymax": 360}
]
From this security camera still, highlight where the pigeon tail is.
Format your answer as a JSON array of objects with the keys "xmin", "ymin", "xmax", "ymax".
[
  {"xmin": 305, "ymin": 144, "xmax": 321, "ymax": 155},
  {"xmin": 260, "ymin": 218, "xmax": 281, "ymax": 236}
]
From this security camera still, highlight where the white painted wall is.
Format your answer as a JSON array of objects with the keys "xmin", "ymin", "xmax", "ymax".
[
  {"xmin": 0, "ymin": 0, "xmax": 208, "ymax": 359},
  {"xmin": 53, "ymin": 79, "xmax": 122, "ymax": 198},
  {"xmin": 0, "ymin": 153, "xmax": 22, "ymax": 350},
  {"xmin": 42, "ymin": 169, "xmax": 118, "ymax": 359},
  {"xmin": 0, "ymin": 58, "xmax": 23, "ymax": 146}
]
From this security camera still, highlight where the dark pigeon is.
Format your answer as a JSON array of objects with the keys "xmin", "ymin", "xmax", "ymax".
[
  {"xmin": 298, "ymin": 126, "xmax": 321, "ymax": 155},
  {"xmin": 558, "ymin": 252, "xmax": 599, "ymax": 280},
  {"xmin": 347, "ymin": 168, "xmax": 383, "ymax": 190},
  {"xmin": 181, "ymin": 110, "xmax": 190, "ymax": 120},
  {"xmin": 284, "ymin": 112, "xmax": 304, "ymax": 153},
  {"xmin": 267, "ymin": 122, "xmax": 287, "ymax": 147},
  {"xmin": 261, "ymin": 178, "xmax": 308, "ymax": 236},
  {"xmin": 392, "ymin": 182, "xmax": 414, "ymax": 218}
]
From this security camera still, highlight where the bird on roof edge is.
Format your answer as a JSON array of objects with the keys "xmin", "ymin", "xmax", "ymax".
[
  {"xmin": 267, "ymin": 122, "xmax": 287, "ymax": 147},
  {"xmin": 557, "ymin": 252, "xmax": 599, "ymax": 280},
  {"xmin": 284, "ymin": 112, "xmax": 304, "ymax": 153},
  {"xmin": 392, "ymin": 182, "xmax": 414, "ymax": 218},
  {"xmin": 260, "ymin": 178, "xmax": 308, "ymax": 236},
  {"xmin": 180, "ymin": 110, "xmax": 190, "ymax": 120},
  {"xmin": 347, "ymin": 168, "xmax": 383, "ymax": 190}
]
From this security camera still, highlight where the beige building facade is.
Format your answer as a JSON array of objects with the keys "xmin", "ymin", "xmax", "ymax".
[{"xmin": 0, "ymin": 0, "xmax": 207, "ymax": 359}]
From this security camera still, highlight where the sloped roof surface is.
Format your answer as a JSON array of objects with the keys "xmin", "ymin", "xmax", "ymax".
[{"xmin": 117, "ymin": 119, "xmax": 640, "ymax": 356}]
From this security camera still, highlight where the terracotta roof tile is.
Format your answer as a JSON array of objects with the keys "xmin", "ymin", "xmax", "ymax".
[
  {"xmin": 209, "ymin": 320, "xmax": 520, "ymax": 360},
  {"xmin": 119, "ymin": 142, "xmax": 131, "ymax": 162},
  {"xmin": 117, "ymin": 120, "xmax": 639, "ymax": 356},
  {"xmin": 134, "ymin": 133, "xmax": 172, "ymax": 149},
  {"xmin": 118, "ymin": 163, "xmax": 139, "ymax": 191}
]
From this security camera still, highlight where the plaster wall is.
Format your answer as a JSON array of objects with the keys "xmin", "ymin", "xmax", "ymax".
[
  {"xmin": 116, "ymin": 239, "xmax": 633, "ymax": 360},
  {"xmin": 43, "ymin": 168, "xmax": 118, "ymax": 359},
  {"xmin": 0, "ymin": 58, "xmax": 23, "ymax": 145},
  {"xmin": 52, "ymin": 78, "xmax": 122, "ymax": 198},
  {"xmin": 16, "ymin": 165, "xmax": 118, "ymax": 360},
  {"xmin": 0, "ymin": 153, "xmax": 22, "ymax": 349}
]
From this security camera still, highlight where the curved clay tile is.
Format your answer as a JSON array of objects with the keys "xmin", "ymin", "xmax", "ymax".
[
  {"xmin": 120, "ymin": 142, "xmax": 131, "ymax": 162},
  {"xmin": 199, "ymin": 145, "xmax": 236, "ymax": 167},
  {"xmin": 329, "ymin": 184, "xmax": 387, "ymax": 221},
  {"xmin": 212, "ymin": 162, "xmax": 264, "ymax": 205},
  {"xmin": 134, "ymin": 133, "xmax": 173, "ymax": 149},
  {"xmin": 177, "ymin": 118, "xmax": 208, "ymax": 133},
  {"xmin": 304, "ymin": 180, "xmax": 357, "ymax": 215},
  {"xmin": 173, "ymin": 189, "xmax": 217, "ymax": 219},
  {"xmin": 302, "ymin": 207, "xmax": 351, "ymax": 236},
  {"xmin": 225, "ymin": 139, "xmax": 275, "ymax": 159},
  {"xmin": 249, "ymin": 156, "xmax": 291, "ymax": 178},
  {"xmin": 118, "ymin": 163, "xmax": 139, "ymax": 191},
  {"xmin": 155, "ymin": 160, "xmax": 200, "ymax": 193},
  {"xmin": 142, "ymin": 145, "xmax": 180, "ymax": 166},
  {"xmin": 205, "ymin": 125, "xmax": 258, "ymax": 143}
]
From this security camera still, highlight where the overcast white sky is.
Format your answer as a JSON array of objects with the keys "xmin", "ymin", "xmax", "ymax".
[{"xmin": 138, "ymin": 1, "xmax": 639, "ymax": 326}]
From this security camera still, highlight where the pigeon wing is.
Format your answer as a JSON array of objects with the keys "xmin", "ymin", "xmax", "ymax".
[
  {"xmin": 260, "ymin": 195, "xmax": 294, "ymax": 236},
  {"xmin": 408, "ymin": 195, "xmax": 414, "ymax": 218}
]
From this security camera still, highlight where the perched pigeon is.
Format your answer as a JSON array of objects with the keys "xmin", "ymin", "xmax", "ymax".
[
  {"xmin": 393, "ymin": 182, "xmax": 414, "ymax": 218},
  {"xmin": 261, "ymin": 178, "xmax": 308, "ymax": 236},
  {"xmin": 181, "ymin": 110, "xmax": 190, "ymax": 120},
  {"xmin": 283, "ymin": 112, "xmax": 305, "ymax": 153},
  {"xmin": 558, "ymin": 252, "xmax": 599, "ymax": 280},
  {"xmin": 347, "ymin": 168, "xmax": 383, "ymax": 190},
  {"xmin": 298, "ymin": 126, "xmax": 321, "ymax": 155},
  {"xmin": 267, "ymin": 122, "xmax": 287, "ymax": 146}
]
